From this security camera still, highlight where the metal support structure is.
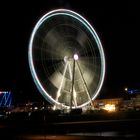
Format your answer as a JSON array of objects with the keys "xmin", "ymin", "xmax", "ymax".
[
  {"xmin": 54, "ymin": 54, "xmax": 94, "ymax": 110},
  {"xmin": 56, "ymin": 61, "xmax": 69, "ymax": 102},
  {"xmin": 68, "ymin": 63, "xmax": 77, "ymax": 108},
  {"xmin": 70, "ymin": 59, "xmax": 75, "ymax": 110},
  {"xmin": 76, "ymin": 61, "xmax": 94, "ymax": 107},
  {"xmin": 54, "ymin": 61, "xmax": 69, "ymax": 109}
]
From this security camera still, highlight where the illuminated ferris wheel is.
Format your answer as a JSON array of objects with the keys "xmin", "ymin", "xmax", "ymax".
[{"xmin": 28, "ymin": 9, "xmax": 105, "ymax": 109}]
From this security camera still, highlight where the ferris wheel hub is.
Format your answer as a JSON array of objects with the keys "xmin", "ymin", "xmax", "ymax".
[
  {"xmin": 74, "ymin": 54, "xmax": 79, "ymax": 60},
  {"xmin": 64, "ymin": 53, "xmax": 79, "ymax": 62}
]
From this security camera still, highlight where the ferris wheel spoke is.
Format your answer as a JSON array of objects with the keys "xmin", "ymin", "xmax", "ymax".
[
  {"xmin": 44, "ymin": 30, "xmax": 70, "ymax": 55},
  {"xmin": 79, "ymin": 56, "xmax": 101, "ymax": 66},
  {"xmin": 41, "ymin": 60, "xmax": 63, "ymax": 71},
  {"xmin": 76, "ymin": 29, "xmax": 88, "ymax": 46},
  {"xmin": 34, "ymin": 47, "xmax": 64, "ymax": 60}
]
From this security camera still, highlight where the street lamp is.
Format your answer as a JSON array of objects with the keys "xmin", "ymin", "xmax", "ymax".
[{"xmin": 125, "ymin": 87, "xmax": 128, "ymax": 92}]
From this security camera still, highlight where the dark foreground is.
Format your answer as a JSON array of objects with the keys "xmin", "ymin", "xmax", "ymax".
[{"xmin": 1, "ymin": 110, "xmax": 140, "ymax": 139}]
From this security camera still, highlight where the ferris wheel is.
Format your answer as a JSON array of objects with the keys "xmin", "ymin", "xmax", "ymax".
[{"xmin": 28, "ymin": 9, "xmax": 105, "ymax": 109}]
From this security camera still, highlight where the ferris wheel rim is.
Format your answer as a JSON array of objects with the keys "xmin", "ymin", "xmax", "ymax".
[{"xmin": 28, "ymin": 9, "xmax": 105, "ymax": 108}]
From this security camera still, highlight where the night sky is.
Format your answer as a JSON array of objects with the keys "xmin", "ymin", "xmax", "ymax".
[{"xmin": 0, "ymin": 1, "xmax": 140, "ymax": 104}]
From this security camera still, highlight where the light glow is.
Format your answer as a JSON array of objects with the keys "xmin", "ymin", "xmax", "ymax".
[
  {"xmin": 103, "ymin": 104, "xmax": 116, "ymax": 112},
  {"xmin": 74, "ymin": 54, "xmax": 79, "ymax": 60},
  {"xmin": 125, "ymin": 87, "xmax": 128, "ymax": 91}
]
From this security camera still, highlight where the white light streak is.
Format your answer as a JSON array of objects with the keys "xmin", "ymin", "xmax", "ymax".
[{"xmin": 56, "ymin": 61, "xmax": 69, "ymax": 101}]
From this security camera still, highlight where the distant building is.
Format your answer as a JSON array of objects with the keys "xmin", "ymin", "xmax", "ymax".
[{"xmin": 92, "ymin": 92, "xmax": 140, "ymax": 111}]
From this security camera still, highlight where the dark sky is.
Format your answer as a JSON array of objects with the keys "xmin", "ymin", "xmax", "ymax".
[{"xmin": 0, "ymin": 0, "xmax": 140, "ymax": 104}]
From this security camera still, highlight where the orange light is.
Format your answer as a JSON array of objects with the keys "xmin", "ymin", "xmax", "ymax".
[{"xmin": 103, "ymin": 104, "xmax": 116, "ymax": 112}]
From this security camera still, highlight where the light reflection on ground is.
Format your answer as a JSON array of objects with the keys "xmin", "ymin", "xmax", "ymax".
[
  {"xmin": 17, "ymin": 135, "xmax": 95, "ymax": 140},
  {"xmin": 17, "ymin": 133, "xmax": 136, "ymax": 140}
]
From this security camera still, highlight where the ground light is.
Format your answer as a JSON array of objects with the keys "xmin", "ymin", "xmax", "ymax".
[{"xmin": 103, "ymin": 104, "xmax": 116, "ymax": 112}]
